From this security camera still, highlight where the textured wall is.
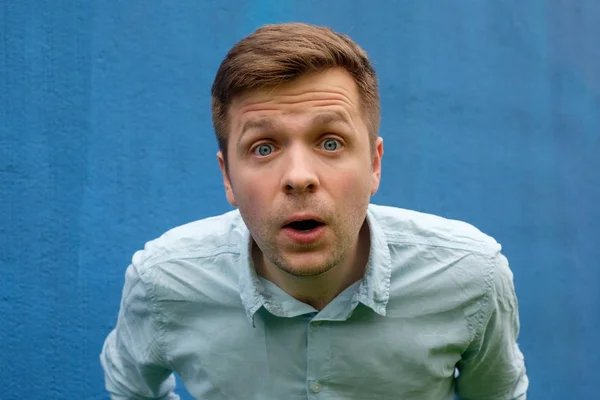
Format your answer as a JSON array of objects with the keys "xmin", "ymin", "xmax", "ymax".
[{"xmin": 1, "ymin": 1, "xmax": 598, "ymax": 399}]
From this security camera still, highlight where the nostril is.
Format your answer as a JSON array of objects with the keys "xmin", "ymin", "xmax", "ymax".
[
  {"xmin": 284, "ymin": 183, "xmax": 317, "ymax": 194},
  {"xmin": 283, "ymin": 171, "xmax": 319, "ymax": 193}
]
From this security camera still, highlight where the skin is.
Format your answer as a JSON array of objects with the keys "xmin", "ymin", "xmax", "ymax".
[{"xmin": 218, "ymin": 67, "xmax": 384, "ymax": 310}]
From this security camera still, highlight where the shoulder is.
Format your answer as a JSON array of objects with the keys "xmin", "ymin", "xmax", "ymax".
[
  {"xmin": 129, "ymin": 209, "xmax": 247, "ymax": 297},
  {"xmin": 370, "ymin": 204, "xmax": 510, "ymax": 321},
  {"xmin": 132, "ymin": 209, "xmax": 245, "ymax": 267},
  {"xmin": 368, "ymin": 203, "xmax": 501, "ymax": 256}
]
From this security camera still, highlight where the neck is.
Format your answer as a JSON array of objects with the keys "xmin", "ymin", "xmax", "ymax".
[{"xmin": 254, "ymin": 221, "xmax": 371, "ymax": 311}]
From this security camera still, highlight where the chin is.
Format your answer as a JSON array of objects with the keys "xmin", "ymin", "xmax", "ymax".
[{"xmin": 276, "ymin": 254, "xmax": 338, "ymax": 277}]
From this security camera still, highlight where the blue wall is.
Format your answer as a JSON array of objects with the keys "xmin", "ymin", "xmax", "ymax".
[{"xmin": 1, "ymin": 1, "xmax": 599, "ymax": 399}]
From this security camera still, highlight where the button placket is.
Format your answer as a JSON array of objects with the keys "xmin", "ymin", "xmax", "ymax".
[{"xmin": 306, "ymin": 319, "xmax": 328, "ymax": 397}]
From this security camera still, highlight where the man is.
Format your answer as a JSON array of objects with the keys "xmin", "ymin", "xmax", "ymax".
[{"xmin": 101, "ymin": 23, "xmax": 528, "ymax": 399}]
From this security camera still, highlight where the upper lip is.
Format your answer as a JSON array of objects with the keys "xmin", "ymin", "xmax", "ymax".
[{"xmin": 282, "ymin": 214, "xmax": 326, "ymax": 227}]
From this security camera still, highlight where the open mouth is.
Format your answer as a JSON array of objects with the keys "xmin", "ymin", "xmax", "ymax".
[{"xmin": 284, "ymin": 219, "xmax": 325, "ymax": 231}]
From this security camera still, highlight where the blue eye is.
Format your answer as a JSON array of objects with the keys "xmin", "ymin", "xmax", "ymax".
[
  {"xmin": 321, "ymin": 138, "xmax": 341, "ymax": 151},
  {"xmin": 253, "ymin": 144, "xmax": 274, "ymax": 156}
]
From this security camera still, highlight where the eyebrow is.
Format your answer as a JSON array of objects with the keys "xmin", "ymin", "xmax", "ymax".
[
  {"xmin": 240, "ymin": 118, "xmax": 276, "ymax": 136},
  {"xmin": 239, "ymin": 110, "xmax": 352, "ymax": 138},
  {"xmin": 311, "ymin": 110, "xmax": 352, "ymax": 127}
]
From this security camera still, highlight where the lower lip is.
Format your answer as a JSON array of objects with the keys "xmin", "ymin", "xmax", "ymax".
[{"xmin": 282, "ymin": 225, "xmax": 326, "ymax": 244}]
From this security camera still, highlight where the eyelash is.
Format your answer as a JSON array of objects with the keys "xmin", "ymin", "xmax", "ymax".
[{"xmin": 251, "ymin": 137, "xmax": 344, "ymax": 157}]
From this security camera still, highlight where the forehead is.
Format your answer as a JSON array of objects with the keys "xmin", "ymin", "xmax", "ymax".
[{"xmin": 228, "ymin": 68, "xmax": 363, "ymax": 134}]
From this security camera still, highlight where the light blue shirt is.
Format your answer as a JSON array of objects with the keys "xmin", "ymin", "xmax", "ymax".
[{"xmin": 100, "ymin": 204, "xmax": 528, "ymax": 399}]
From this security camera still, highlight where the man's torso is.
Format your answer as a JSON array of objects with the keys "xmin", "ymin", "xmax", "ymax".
[{"xmin": 131, "ymin": 204, "xmax": 499, "ymax": 399}]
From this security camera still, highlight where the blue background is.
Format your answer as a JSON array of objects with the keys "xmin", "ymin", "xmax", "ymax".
[{"xmin": 1, "ymin": 1, "xmax": 599, "ymax": 399}]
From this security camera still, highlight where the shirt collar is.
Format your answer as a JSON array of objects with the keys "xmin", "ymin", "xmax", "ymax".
[
  {"xmin": 352, "ymin": 206, "xmax": 392, "ymax": 316},
  {"xmin": 237, "ymin": 227, "xmax": 264, "ymax": 325},
  {"xmin": 237, "ymin": 205, "xmax": 392, "ymax": 325}
]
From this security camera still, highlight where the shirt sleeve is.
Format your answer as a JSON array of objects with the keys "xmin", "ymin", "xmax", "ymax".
[
  {"xmin": 455, "ymin": 251, "xmax": 529, "ymax": 400},
  {"xmin": 100, "ymin": 262, "xmax": 180, "ymax": 400}
]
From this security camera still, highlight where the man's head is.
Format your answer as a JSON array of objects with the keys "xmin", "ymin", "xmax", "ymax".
[
  {"xmin": 212, "ymin": 23, "xmax": 383, "ymax": 278},
  {"xmin": 212, "ymin": 23, "xmax": 381, "ymax": 166}
]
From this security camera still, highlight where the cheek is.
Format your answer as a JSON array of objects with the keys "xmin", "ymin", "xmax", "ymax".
[
  {"xmin": 232, "ymin": 172, "xmax": 273, "ymax": 217},
  {"xmin": 335, "ymin": 166, "xmax": 372, "ymax": 201}
]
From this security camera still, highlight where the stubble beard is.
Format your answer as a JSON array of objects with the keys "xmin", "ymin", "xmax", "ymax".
[
  {"xmin": 258, "ymin": 219, "xmax": 359, "ymax": 278},
  {"xmin": 248, "ymin": 198, "xmax": 370, "ymax": 279},
  {"xmin": 268, "ymin": 242, "xmax": 347, "ymax": 278}
]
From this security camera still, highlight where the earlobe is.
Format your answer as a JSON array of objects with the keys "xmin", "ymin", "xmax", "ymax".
[{"xmin": 217, "ymin": 151, "xmax": 237, "ymax": 207}]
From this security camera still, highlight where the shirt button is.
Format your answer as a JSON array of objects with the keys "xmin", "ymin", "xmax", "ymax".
[{"xmin": 311, "ymin": 381, "xmax": 322, "ymax": 393}]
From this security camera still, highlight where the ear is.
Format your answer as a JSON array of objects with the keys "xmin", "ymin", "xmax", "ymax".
[
  {"xmin": 370, "ymin": 137, "xmax": 384, "ymax": 196},
  {"xmin": 217, "ymin": 151, "xmax": 237, "ymax": 207}
]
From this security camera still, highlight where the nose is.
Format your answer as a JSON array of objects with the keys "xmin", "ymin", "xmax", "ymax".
[{"xmin": 281, "ymin": 146, "xmax": 319, "ymax": 195}]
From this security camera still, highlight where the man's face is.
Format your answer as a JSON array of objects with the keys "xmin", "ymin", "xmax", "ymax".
[{"xmin": 218, "ymin": 68, "xmax": 383, "ymax": 277}]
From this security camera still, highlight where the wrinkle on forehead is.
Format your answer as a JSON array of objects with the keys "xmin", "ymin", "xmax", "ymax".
[
  {"xmin": 234, "ymin": 90, "xmax": 358, "ymax": 120},
  {"xmin": 229, "ymin": 69, "xmax": 362, "ymax": 136},
  {"xmin": 238, "ymin": 88, "xmax": 356, "ymax": 109}
]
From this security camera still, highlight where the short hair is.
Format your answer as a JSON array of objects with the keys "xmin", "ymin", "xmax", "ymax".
[{"xmin": 211, "ymin": 22, "xmax": 380, "ymax": 163}]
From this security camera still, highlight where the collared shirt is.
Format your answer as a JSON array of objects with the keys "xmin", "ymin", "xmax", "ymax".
[{"xmin": 100, "ymin": 204, "xmax": 528, "ymax": 399}]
